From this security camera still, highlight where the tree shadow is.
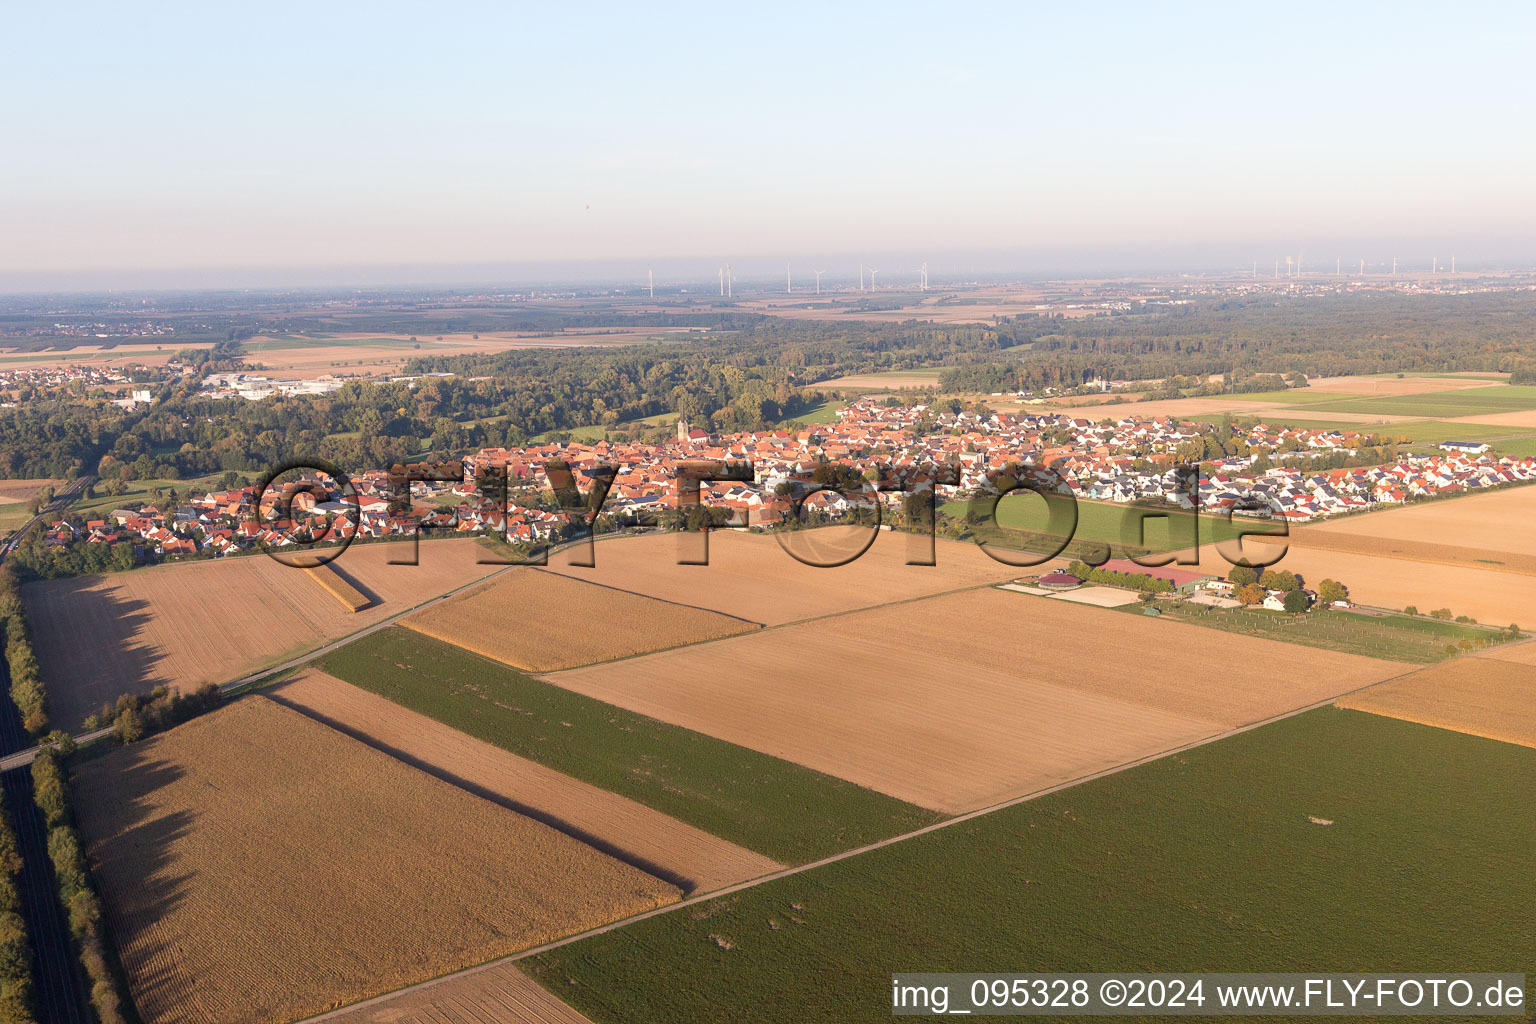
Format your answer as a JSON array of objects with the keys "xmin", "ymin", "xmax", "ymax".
[{"xmin": 25, "ymin": 577, "xmax": 164, "ymax": 732}]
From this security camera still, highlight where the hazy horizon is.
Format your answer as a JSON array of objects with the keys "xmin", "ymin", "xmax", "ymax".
[{"xmin": 6, "ymin": 0, "xmax": 1535, "ymax": 291}]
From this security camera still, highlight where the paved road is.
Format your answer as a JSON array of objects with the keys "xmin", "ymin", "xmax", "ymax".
[{"xmin": 1, "ymin": 475, "xmax": 95, "ymax": 557}]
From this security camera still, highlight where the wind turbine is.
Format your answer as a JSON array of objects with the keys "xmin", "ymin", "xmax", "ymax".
[
  {"xmin": 726, "ymin": 263, "xmax": 733, "ymax": 298},
  {"xmin": 859, "ymin": 263, "xmax": 865, "ymax": 291},
  {"xmin": 786, "ymin": 261, "xmax": 792, "ymax": 295},
  {"xmin": 718, "ymin": 267, "xmax": 724, "ymax": 297},
  {"xmin": 648, "ymin": 268, "xmax": 654, "ymax": 299},
  {"xmin": 813, "ymin": 269, "xmax": 824, "ymax": 294},
  {"xmin": 1392, "ymin": 256, "xmax": 1398, "ymax": 275},
  {"xmin": 1451, "ymin": 255, "xmax": 1456, "ymax": 275},
  {"xmin": 868, "ymin": 268, "xmax": 880, "ymax": 291},
  {"xmin": 1285, "ymin": 255, "xmax": 1294, "ymax": 278},
  {"xmin": 1359, "ymin": 259, "xmax": 1365, "ymax": 276}
]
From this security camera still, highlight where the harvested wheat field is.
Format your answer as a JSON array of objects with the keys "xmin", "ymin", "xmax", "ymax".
[
  {"xmin": 24, "ymin": 539, "xmax": 500, "ymax": 730},
  {"xmin": 542, "ymin": 528, "xmax": 1023, "ymax": 627},
  {"xmin": 1337, "ymin": 656, "xmax": 1536, "ymax": 748},
  {"xmin": 1479, "ymin": 641, "xmax": 1536, "ymax": 665},
  {"xmin": 324, "ymin": 963, "xmax": 594, "ymax": 1024},
  {"xmin": 1178, "ymin": 541, "xmax": 1536, "ymax": 627},
  {"xmin": 1299, "ymin": 487, "xmax": 1536, "ymax": 560},
  {"xmin": 72, "ymin": 697, "xmax": 679, "ymax": 1024},
  {"xmin": 545, "ymin": 588, "xmax": 1407, "ymax": 812},
  {"xmin": 404, "ymin": 568, "xmax": 757, "ymax": 671},
  {"xmin": 269, "ymin": 669, "xmax": 779, "ymax": 893}
]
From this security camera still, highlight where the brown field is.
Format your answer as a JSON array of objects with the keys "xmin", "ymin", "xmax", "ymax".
[
  {"xmin": 1178, "ymin": 540, "xmax": 1536, "ymax": 626},
  {"xmin": 404, "ymin": 568, "xmax": 758, "ymax": 671},
  {"xmin": 324, "ymin": 964, "xmax": 594, "ymax": 1024},
  {"xmin": 0, "ymin": 477, "xmax": 60, "ymax": 502},
  {"xmin": 72, "ymin": 697, "xmax": 680, "ymax": 1024},
  {"xmin": 544, "ymin": 588, "xmax": 1407, "ymax": 812},
  {"xmin": 1446, "ymin": 410, "xmax": 1536, "ymax": 428},
  {"xmin": 269, "ymin": 669, "xmax": 780, "ymax": 893},
  {"xmin": 305, "ymin": 563, "xmax": 371, "ymax": 612},
  {"xmin": 243, "ymin": 329, "xmax": 673, "ymax": 379},
  {"xmin": 24, "ymin": 539, "xmax": 500, "ymax": 730},
  {"xmin": 1302, "ymin": 487, "xmax": 1536, "ymax": 558},
  {"xmin": 1252, "ymin": 531, "xmax": 1536, "ymax": 578},
  {"xmin": 0, "ymin": 343, "xmax": 211, "ymax": 370},
  {"xmin": 821, "ymin": 371, "xmax": 946, "ymax": 390},
  {"xmin": 1480, "ymin": 641, "xmax": 1536, "ymax": 665},
  {"xmin": 1337, "ymin": 655, "xmax": 1536, "ymax": 748},
  {"xmin": 541, "ymin": 528, "xmax": 1024, "ymax": 627},
  {"xmin": 1301, "ymin": 374, "xmax": 1500, "ymax": 395}
]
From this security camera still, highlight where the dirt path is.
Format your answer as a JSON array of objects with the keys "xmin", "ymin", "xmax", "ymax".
[{"xmin": 268, "ymin": 670, "xmax": 781, "ymax": 894}]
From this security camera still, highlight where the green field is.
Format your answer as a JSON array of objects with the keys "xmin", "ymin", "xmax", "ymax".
[
  {"xmin": 1189, "ymin": 414, "xmax": 1536, "ymax": 458},
  {"xmin": 790, "ymin": 399, "xmax": 844, "ymax": 425},
  {"xmin": 940, "ymin": 496, "xmax": 1284, "ymax": 557},
  {"xmin": 68, "ymin": 474, "xmax": 229, "ymax": 518},
  {"xmin": 1129, "ymin": 604, "xmax": 1502, "ymax": 663},
  {"xmin": 1218, "ymin": 388, "xmax": 1368, "ymax": 405},
  {"xmin": 527, "ymin": 709, "xmax": 1536, "ymax": 1023},
  {"xmin": 314, "ymin": 628, "xmax": 940, "ymax": 863},
  {"xmin": 1312, "ymin": 385, "xmax": 1536, "ymax": 418}
]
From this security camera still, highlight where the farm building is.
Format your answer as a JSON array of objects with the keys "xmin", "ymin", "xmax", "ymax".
[
  {"xmin": 1096, "ymin": 558, "xmax": 1217, "ymax": 595},
  {"xmin": 1035, "ymin": 571, "xmax": 1083, "ymax": 591}
]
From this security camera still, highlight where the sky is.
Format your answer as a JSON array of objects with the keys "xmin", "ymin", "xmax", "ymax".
[{"xmin": 4, "ymin": 1, "xmax": 1536, "ymax": 289}]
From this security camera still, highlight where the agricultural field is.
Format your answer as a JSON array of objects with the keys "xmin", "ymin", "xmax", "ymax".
[
  {"xmin": 404, "ymin": 568, "xmax": 758, "ymax": 671},
  {"xmin": 1133, "ymin": 602, "xmax": 1503, "ymax": 663},
  {"xmin": 1337, "ymin": 652, "xmax": 1536, "ymax": 748},
  {"xmin": 1299, "ymin": 485, "xmax": 1536, "ymax": 560},
  {"xmin": 326, "ymin": 963, "xmax": 596, "ymax": 1024},
  {"xmin": 545, "ymin": 587, "xmax": 1408, "ymax": 812},
  {"xmin": 24, "ymin": 538, "xmax": 500, "ymax": 729},
  {"xmin": 817, "ymin": 368, "xmax": 948, "ymax": 391},
  {"xmin": 527, "ymin": 709, "xmax": 1536, "ymax": 1024},
  {"xmin": 0, "ymin": 479, "xmax": 55, "ymax": 534},
  {"xmin": 939, "ymin": 495, "xmax": 1285, "ymax": 558},
  {"xmin": 71, "ymin": 697, "xmax": 681, "ymax": 1024},
  {"xmin": 269, "ymin": 669, "xmax": 780, "ymax": 893},
  {"xmin": 1178, "ymin": 539, "xmax": 1536, "ymax": 627},
  {"xmin": 315, "ymin": 628, "xmax": 939, "ymax": 864},
  {"xmin": 1313, "ymin": 384, "xmax": 1536, "ymax": 419},
  {"xmin": 239, "ymin": 328, "xmax": 665, "ymax": 379},
  {"xmin": 539, "ymin": 528, "xmax": 1021, "ymax": 627}
]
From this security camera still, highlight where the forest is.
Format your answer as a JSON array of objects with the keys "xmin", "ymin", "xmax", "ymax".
[{"xmin": 2, "ymin": 289, "xmax": 1535, "ymax": 481}]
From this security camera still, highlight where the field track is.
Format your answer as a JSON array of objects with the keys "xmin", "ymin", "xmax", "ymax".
[
  {"xmin": 269, "ymin": 669, "xmax": 781, "ymax": 893},
  {"xmin": 73, "ymin": 697, "xmax": 680, "ymax": 1024},
  {"xmin": 544, "ymin": 588, "xmax": 1407, "ymax": 812}
]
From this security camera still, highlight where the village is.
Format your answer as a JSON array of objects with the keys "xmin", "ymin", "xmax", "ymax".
[{"xmin": 32, "ymin": 398, "xmax": 1536, "ymax": 579}]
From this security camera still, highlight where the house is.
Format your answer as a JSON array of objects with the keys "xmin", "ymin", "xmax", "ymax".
[{"xmin": 1440, "ymin": 441, "xmax": 1491, "ymax": 454}]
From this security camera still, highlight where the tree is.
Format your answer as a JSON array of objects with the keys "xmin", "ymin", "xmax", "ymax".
[
  {"xmin": 1237, "ymin": 583, "xmax": 1265, "ymax": 606},
  {"xmin": 1227, "ymin": 565, "xmax": 1258, "ymax": 587},
  {"xmin": 1430, "ymin": 608, "xmax": 1453, "ymax": 621},
  {"xmin": 1260, "ymin": 568, "xmax": 1299, "ymax": 592},
  {"xmin": 1282, "ymin": 589, "xmax": 1309, "ymax": 614},
  {"xmin": 1403, "ymin": 605, "xmax": 1419, "ymax": 616},
  {"xmin": 1318, "ymin": 578, "xmax": 1348, "ymax": 606}
]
